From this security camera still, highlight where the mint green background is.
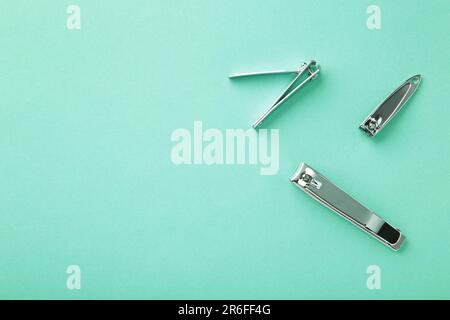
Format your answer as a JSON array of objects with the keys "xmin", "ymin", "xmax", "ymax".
[{"xmin": 1, "ymin": 0, "xmax": 449, "ymax": 299}]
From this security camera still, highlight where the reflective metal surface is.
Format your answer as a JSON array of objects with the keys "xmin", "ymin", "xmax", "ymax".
[
  {"xmin": 229, "ymin": 60, "xmax": 320, "ymax": 128},
  {"xmin": 291, "ymin": 163, "xmax": 405, "ymax": 251},
  {"xmin": 360, "ymin": 75, "xmax": 422, "ymax": 137}
]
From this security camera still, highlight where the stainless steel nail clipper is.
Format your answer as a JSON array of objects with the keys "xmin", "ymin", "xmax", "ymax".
[
  {"xmin": 291, "ymin": 163, "xmax": 405, "ymax": 251},
  {"xmin": 359, "ymin": 75, "xmax": 422, "ymax": 137}
]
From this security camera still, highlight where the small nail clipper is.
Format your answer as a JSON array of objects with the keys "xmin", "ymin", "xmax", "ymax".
[{"xmin": 360, "ymin": 75, "xmax": 422, "ymax": 137}]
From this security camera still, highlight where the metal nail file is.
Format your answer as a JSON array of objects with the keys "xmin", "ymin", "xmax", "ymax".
[
  {"xmin": 290, "ymin": 163, "xmax": 405, "ymax": 251},
  {"xmin": 229, "ymin": 60, "xmax": 320, "ymax": 128},
  {"xmin": 359, "ymin": 75, "xmax": 422, "ymax": 137}
]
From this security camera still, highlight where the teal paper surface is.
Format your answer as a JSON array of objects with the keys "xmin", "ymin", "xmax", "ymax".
[{"xmin": 1, "ymin": 0, "xmax": 449, "ymax": 299}]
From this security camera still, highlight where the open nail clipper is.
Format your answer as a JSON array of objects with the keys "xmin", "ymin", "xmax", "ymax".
[
  {"xmin": 360, "ymin": 75, "xmax": 422, "ymax": 137},
  {"xmin": 291, "ymin": 163, "xmax": 405, "ymax": 251},
  {"xmin": 229, "ymin": 60, "xmax": 320, "ymax": 128}
]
